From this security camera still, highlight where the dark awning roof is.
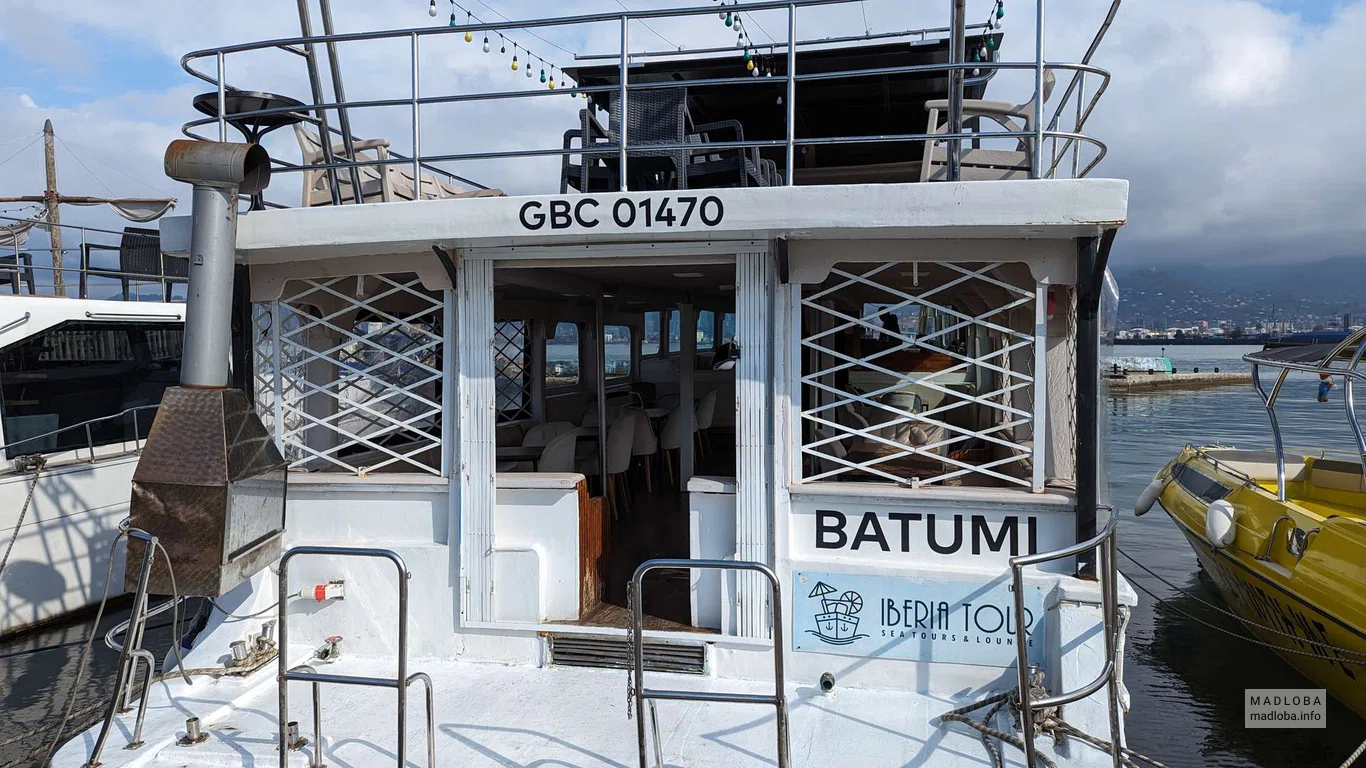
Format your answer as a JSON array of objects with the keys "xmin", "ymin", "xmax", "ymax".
[
  {"xmin": 565, "ymin": 34, "xmax": 1002, "ymax": 171},
  {"xmin": 1245, "ymin": 328, "xmax": 1366, "ymax": 372}
]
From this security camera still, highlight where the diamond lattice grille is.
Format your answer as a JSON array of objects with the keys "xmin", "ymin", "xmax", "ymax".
[
  {"xmin": 494, "ymin": 320, "xmax": 530, "ymax": 423},
  {"xmin": 259, "ymin": 275, "xmax": 445, "ymax": 476},
  {"xmin": 800, "ymin": 262, "xmax": 1040, "ymax": 489}
]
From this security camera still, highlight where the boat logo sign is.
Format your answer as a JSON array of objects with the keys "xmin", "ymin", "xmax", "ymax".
[{"xmin": 806, "ymin": 581, "xmax": 869, "ymax": 646}]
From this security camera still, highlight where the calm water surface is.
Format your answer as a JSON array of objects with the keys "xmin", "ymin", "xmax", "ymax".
[{"xmin": 3, "ymin": 344, "xmax": 1363, "ymax": 765}]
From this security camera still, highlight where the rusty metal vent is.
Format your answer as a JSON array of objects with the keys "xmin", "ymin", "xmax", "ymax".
[
  {"xmin": 127, "ymin": 387, "xmax": 287, "ymax": 598},
  {"xmin": 549, "ymin": 634, "xmax": 706, "ymax": 675}
]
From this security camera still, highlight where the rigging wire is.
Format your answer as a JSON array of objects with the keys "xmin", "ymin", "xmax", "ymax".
[
  {"xmin": 55, "ymin": 137, "xmax": 116, "ymax": 197},
  {"xmin": 0, "ymin": 131, "xmax": 39, "ymax": 151},
  {"xmin": 0, "ymin": 135, "xmax": 42, "ymax": 173},
  {"xmin": 613, "ymin": 0, "xmax": 683, "ymax": 51},
  {"xmin": 56, "ymin": 136, "xmax": 171, "ymax": 197},
  {"xmin": 859, "ymin": 1, "xmax": 871, "ymax": 35}
]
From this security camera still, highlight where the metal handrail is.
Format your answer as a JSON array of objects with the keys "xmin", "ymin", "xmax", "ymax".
[
  {"xmin": 629, "ymin": 558, "xmax": 789, "ymax": 768},
  {"xmin": 0, "ymin": 403, "xmax": 161, "ymax": 463},
  {"xmin": 277, "ymin": 545, "xmax": 435, "ymax": 768},
  {"xmin": 1010, "ymin": 512, "xmax": 1122, "ymax": 768},
  {"xmin": 0, "ymin": 214, "xmax": 188, "ymax": 302},
  {"xmin": 180, "ymin": 0, "xmax": 1116, "ymax": 206}
]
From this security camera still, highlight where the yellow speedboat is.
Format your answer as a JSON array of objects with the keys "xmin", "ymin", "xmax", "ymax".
[{"xmin": 1137, "ymin": 332, "xmax": 1366, "ymax": 719}]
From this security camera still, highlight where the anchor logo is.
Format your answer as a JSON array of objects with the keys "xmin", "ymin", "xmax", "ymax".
[{"xmin": 806, "ymin": 581, "xmax": 869, "ymax": 645}]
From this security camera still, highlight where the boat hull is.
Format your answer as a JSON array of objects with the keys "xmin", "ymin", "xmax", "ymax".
[{"xmin": 1156, "ymin": 449, "xmax": 1366, "ymax": 719}]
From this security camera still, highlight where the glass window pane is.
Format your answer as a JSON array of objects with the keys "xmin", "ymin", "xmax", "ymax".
[
  {"xmin": 547, "ymin": 322, "xmax": 580, "ymax": 387},
  {"xmin": 721, "ymin": 313, "xmax": 736, "ymax": 345},
  {"xmin": 604, "ymin": 325, "xmax": 631, "ymax": 379},
  {"xmin": 642, "ymin": 311, "xmax": 660, "ymax": 356},
  {"xmin": 668, "ymin": 311, "xmax": 681, "ymax": 353},
  {"xmin": 698, "ymin": 310, "xmax": 715, "ymax": 349},
  {"xmin": 0, "ymin": 321, "xmax": 183, "ymax": 459},
  {"xmin": 494, "ymin": 320, "xmax": 530, "ymax": 422}
]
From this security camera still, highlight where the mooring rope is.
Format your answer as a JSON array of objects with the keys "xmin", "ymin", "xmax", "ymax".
[
  {"xmin": 0, "ymin": 456, "xmax": 46, "ymax": 580},
  {"xmin": 1119, "ymin": 547, "xmax": 1366, "ymax": 663},
  {"xmin": 1341, "ymin": 736, "xmax": 1366, "ymax": 768}
]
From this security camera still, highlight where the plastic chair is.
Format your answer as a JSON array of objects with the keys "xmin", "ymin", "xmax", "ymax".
[
  {"xmin": 921, "ymin": 70, "xmax": 1057, "ymax": 181},
  {"xmin": 522, "ymin": 421, "xmax": 575, "ymax": 448},
  {"xmin": 538, "ymin": 431, "xmax": 579, "ymax": 474},
  {"xmin": 694, "ymin": 389, "xmax": 718, "ymax": 457},
  {"xmin": 659, "ymin": 407, "xmax": 696, "ymax": 487},
  {"xmin": 582, "ymin": 413, "xmax": 637, "ymax": 518},
  {"xmin": 625, "ymin": 407, "xmax": 659, "ymax": 492}
]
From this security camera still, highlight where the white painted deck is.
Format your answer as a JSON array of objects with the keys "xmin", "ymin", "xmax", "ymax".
[{"xmin": 53, "ymin": 655, "xmax": 1119, "ymax": 768}]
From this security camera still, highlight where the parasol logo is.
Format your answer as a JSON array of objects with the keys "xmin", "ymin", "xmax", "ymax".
[{"xmin": 806, "ymin": 581, "xmax": 869, "ymax": 645}]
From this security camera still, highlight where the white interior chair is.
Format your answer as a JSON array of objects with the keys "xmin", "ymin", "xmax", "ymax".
[
  {"xmin": 522, "ymin": 421, "xmax": 575, "ymax": 448},
  {"xmin": 537, "ymin": 431, "xmax": 579, "ymax": 474},
  {"xmin": 625, "ymin": 407, "xmax": 659, "ymax": 492},
  {"xmin": 812, "ymin": 423, "xmax": 850, "ymax": 477},
  {"xmin": 659, "ymin": 407, "xmax": 696, "ymax": 487},
  {"xmin": 694, "ymin": 389, "xmax": 718, "ymax": 457},
  {"xmin": 580, "ymin": 413, "xmax": 637, "ymax": 518},
  {"xmin": 294, "ymin": 123, "xmax": 505, "ymax": 206},
  {"xmin": 920, "ymin": 70, "xmax": 1057, "ymax": 182}
]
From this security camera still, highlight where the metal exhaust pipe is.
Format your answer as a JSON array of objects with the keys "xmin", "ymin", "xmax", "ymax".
[{"xmin": 163, "ymin": 140, "xmax": 270, "ymax": 388}]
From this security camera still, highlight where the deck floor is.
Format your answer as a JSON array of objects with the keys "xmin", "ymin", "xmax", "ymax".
[{"xmin": 54, "ymin": 657, "xmax": 1111, "ymax": 768}]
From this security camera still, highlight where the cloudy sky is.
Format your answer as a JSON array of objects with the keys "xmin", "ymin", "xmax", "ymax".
[{"xmin": 0, "ymin": 0, "xmax": 1358, "ymax": 267}]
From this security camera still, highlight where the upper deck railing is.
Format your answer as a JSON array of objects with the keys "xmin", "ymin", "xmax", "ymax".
[
  {"xmin": 0, "ymin": 214, "xmax": 186, "ymax": 302},
  {"xmin": 180, "ymin": 0, "xmax": 1121, "ymax": 208}
]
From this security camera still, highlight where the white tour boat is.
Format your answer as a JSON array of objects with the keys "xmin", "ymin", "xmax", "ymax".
[
  {"xmin": 53, "ymin": 1, "xmax": 1135, "ymax": 766},
  {"xmin": 0, "ymin": 121, "xmax": 185, "ymax": 636}
]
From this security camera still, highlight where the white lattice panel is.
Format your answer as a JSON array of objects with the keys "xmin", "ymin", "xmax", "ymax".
[
  {"xmin": 799, "ymin": 261, "xmax": 1043, "ymax": 489},
  {"xmin": 257, "ymin": 275, "xmax": 445, "ymax": 476}
]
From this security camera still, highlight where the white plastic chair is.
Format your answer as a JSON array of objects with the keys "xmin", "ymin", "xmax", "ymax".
[
  {"xmin": 538, "ymin": 431, "xmax": 579, "ymax": 474},
  {"xmin": 694, "ymin": 389, "xmax": 717, "ymax": 457},
  {"xmin": 624, "ymin": 407, "xmax": 659, "ymax": 492},
  {"xmin": 581, "ymin": 413, "xmax": 637, "ymax": 518},
  {"xmin": 659, "ymin": 407, "xmax": 696, "ymax": 487},
  {"xmin": 294, "ymin": 124, "xmax": 505, "ymax": 206},
  {"xmin": 920, "ymin": 70, "xmax": 1057, "ymax": 182},
  {"xmin": 522, "ymin": 421, "xmax": 575, "ymax": 448}
]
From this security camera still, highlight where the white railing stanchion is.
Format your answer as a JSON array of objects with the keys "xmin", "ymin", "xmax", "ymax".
[
  {"xmin": 411, "ymin": 32, "xmax": 422, "ymax": 199},
  {"xmin": 1032, "ymin": 0, "xmax": 1046, "ymax": 178},
  {"xmin": 785, "ymin": 4, "xmax": 797, "ymax": 185},
  {"xmin": 619, "ymin": 15, "xmax": 630, "ymax": 192}
]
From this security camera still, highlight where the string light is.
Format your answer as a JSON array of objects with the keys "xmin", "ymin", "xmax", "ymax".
[
  {"xmin": 428, "ymin": 0, "xmax": 438, "ymax": 17},
  {"xmin": 436, "ymin": 2, "xmax": 579, "ymax": 93}
]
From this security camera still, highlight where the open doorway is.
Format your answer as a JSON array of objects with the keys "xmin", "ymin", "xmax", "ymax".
[{"xmin": 492, "ymin": 261, "xmax": 737, "ymax": 630}]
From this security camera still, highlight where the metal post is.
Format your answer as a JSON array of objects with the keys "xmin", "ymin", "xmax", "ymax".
[
  {"xmin": 785, "ymin": 5, "xmax": 797, "ymax": 185},
  {"xmin": 1252, "ymin": 364, "xmax": 1288, "ymax": 502},
  {"xmin": 411, "ymin": 32, "xmax": 423, "ymax": 199},
  {"xmin": 618, "ymin": 16, "xmax": 630, "ymax": 192},
  {"xmin": 679, "ymin": 302, "xmax": 696, "ymax": 488},
  {"xmin": 1103, "ymin": 534, "xmax": 1123, "ymax": 767},
  {"xmin": 1074, "ymin": 234, "xmax": 1112, "ymax": 575},
  {"xmin": 1344, "ymin": 339, "xmax": 1366, "ymax": 477},
  {"xmin": 1011, "ymin": 560, "xmax": 1036, "ymax": 767},
  {"xmin": 318, "ymin": 0, "xmax": 364, "ymax": 198},
  {"xmin": 596, "ymin": 296, "xmax": 608, "ymax": 505},
  {"xmin": 42, "ymin": 120, "xmax": 65, "ymax": 297},
  {"xmin": 1032, "ymin": 0, "xmax": 1047, "ymax": 179},
  {"xmin": 1072, "ymin": 72, "xmax": 1083, "ymax": 178},
  {"xmin": 85, "ymin": 531, "xmax": 155, "ymax": 768},
  {"xmin": 296, "ymin": 0, "xmax": 342, "ymax": 205},
  {"xmin": 947, "ymin": 0, "xmax": 966, "ymax": 181},
  {"xmin": 215, "ymin": 55, "xmax": 228, "ymax": 143},
  {"xmin": 182, "ymin": 185, "xmax": 238, "ymax": 388},
  {"xmin": 1031, "ymin": 278, "xmax": 1048, "ymax": 492}
]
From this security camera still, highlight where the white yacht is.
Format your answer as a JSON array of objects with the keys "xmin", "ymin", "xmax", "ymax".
[
  {"xmin": 0, "ymin": 132, "xmax": 185, "ymax": 636},
  {"xmin": 53, "ymin": 1, "xmax": 1135, "ymax": 766}
]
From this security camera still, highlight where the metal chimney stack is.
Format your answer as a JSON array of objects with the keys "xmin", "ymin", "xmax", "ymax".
[{"xmin": 123, "ymin": 141, "xmax": 288, "ymax": 597}]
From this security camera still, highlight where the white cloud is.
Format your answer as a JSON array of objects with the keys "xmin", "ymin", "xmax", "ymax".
[{"xmin": 0, "ymin": 0, "xmax": 1362, "ymax": 266}]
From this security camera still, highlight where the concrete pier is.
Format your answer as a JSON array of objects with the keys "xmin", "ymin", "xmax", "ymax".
[{"xmin": 1107, "ymin": 371, "xmax": 1251, "ymax": 392}]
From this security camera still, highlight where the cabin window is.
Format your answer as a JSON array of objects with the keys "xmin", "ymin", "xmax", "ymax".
[
  {"xmin": 494, "ymin": 320, "xmax": 531, "ymax": 422},
  {"xmin": 547, "ymin": 321, "xmax": 581, "ymax": 388},
  {"xmin": 720, "ymin": 312, "xmax": 736, "ymax": 345},
  {"xmin": 604, "ymin": 325, "xmax": 632, "ymax": 380},
  {"xmin": 798, "ymin": 261, "xmax": 1043, "ymax": 490},
  {"xmin": 697, "ymin": 310, "xmax": 716, "ymax": 350},
  {"xmin": 0, "ymin": 321, "xmax": 183, "ymax": 459},
  {"xmin": 667, "ymin": 311, "xmax": 681, "ymax": 354},
  {"xmin": 641, "ymin": 311, "xmax": 661, "ymax": 356}
]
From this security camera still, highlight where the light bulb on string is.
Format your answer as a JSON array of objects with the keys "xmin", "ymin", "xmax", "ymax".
[
  {"xmin": 736, "ymin": 33, "xmax": 744, "ymax": 48},
  {"xmin": 464, "ymin": 11, "xmax": 472, "ymax": 42},
  {"xmin": 540, "ymin": 67, "xmax": 547, "ymax": 83},
  {"xmin": 500, "ymin": 35, "xmax": 506, "ymax": 54},
  {"xmin": 483, "ymin": 35, "xmax": 490, "ymax": 53},
  {"xmin": 526, "ymin": 57, "xmax": 534, "ymax": 77},
  {"xmin": 725, "ymin": 12, "xmax": 732, "ymax": 26},
  {"xmin": 996, "ymin": 2, "xmax": 1005, "ymax": 19},
  {"xmin": 449, "ymin": 11, "xmax": 457, "ymax": 26},
  {"xmin": 511, "ymin": 45, "xmax": 519, "ymax": 70},
  {"xmin": 428, "ymin": 0, "xmax": 438, "ymax": 17}
]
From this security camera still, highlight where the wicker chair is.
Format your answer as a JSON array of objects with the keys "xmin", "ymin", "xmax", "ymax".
[
  {"xmin": 609, "ymin": 87, "xmax": 692, "ymax": 190},
  {"xmin": 0, "ymin": 252, "xmax": 35, "ymax": 295},
  {"xmin": 686, "ymin": 119, "xmax": 770, "ymax": 188},
  {"xmin": 561, "ymin": 109, "xmax": 618, "ymax": 194},
  {"xmin": 79, "ymin": 227, "xmax": 185, "ymax": 301}
]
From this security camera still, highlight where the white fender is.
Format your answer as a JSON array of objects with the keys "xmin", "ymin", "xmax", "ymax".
[
  {"xmin": 1205, "ymin": 500, "xmax": 1238, "ymax": 548},
  {"xmin": 1134, "ymin": 478, "xmax": 1166, "ymax": 517}
]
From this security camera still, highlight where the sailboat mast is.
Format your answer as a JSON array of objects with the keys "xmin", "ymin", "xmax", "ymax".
[{"xmin": 42, "ymin": 119, "xmax": 65, "ymax": 296}]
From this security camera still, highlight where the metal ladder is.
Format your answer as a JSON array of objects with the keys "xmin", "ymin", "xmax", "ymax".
[
  {"xmin": 277, "ymin": 545, "xmax": 435, "ymax": 768},
  {"xmin": 1009, "ymin": 512, "xmax": 1123, "ymax": 768},
  {"xmin": 628, "ymin": 558, "xmax": 790, "ymax": 768}
]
